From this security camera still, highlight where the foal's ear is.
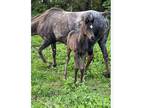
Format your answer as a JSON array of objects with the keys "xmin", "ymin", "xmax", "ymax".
[
  {"xmin": 85, "ymin": 13, "xmax": 94, "ymax": 24},
  {"xmin": 78, "ymin": 20, "xmax": 84, "ymax": 27},
  {"xmin": 85, "ymin": 17, "xmax": 89, "ymax": 24},
  {"xmin": 79, "ymin": 20, "xmax": 83, "ymax": 25},
  {"xmin": 81, "ymin": 15, "xmax": 89, "ymax": 24},
  {"xmin": 81, "ymin": 15, "xmax": 85, "ymax": 22}
]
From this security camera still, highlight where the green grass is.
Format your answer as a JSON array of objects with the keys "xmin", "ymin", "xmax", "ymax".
[{"xmin": 31, "ymin": 35, "xmax": 111, "ymax": 108}]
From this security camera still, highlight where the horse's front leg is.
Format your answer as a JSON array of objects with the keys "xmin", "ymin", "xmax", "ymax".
[
  {"xmin": 64, "ymin": 48, "xmax": 71, "ymax": 79},
  {"xmin": 51, "ymin": 43, "xmax": 57, "ymax": 67}
]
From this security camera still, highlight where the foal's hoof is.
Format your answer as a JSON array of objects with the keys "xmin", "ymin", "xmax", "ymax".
[
  {"xmin": 103, "ymin": 72, "xmax": 110, "ymax": 78},
  {"xmin": 64, "ymin": 77, "xmax": 67, "ymax": 80},
  {"xmin": 47, "ymin": 63, "xmax": 52, "ymax": 68},
  {"xmin": 52, "ymin": 64, "xmax": 57, "ymax": 67}
]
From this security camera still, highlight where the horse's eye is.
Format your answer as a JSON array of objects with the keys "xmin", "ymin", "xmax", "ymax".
[{"xmin": 90, "ymin": 25, "xmax": 93, "ymax": 29}]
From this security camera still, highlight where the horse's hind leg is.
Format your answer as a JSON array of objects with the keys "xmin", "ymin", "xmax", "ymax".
[
  {"xmin": 51, "ymin": 43, "xmax": 57, "ymax": 67},
  {"xmin": 38, "ymin": 39, "xmax": 51, "ymax": 64},
  {"xmin": 98, "ymin": 32, "xmax": 110, "ymax": 78}
]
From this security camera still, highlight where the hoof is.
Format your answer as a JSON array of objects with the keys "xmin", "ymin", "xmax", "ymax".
[
  {"xmin": 74, "ymin": 79, "xmax": 77, "ymax": 83},
  {"xmin": 52, "ymin": 64, "xmax": 57, "ymax": 67},
  {"xmin": 103, "ymin": 72, "xmax": 110, "ymax": 78},
  {"xmin": 47, "ymin": 62, "xmax": 52, "ymax": 68}
]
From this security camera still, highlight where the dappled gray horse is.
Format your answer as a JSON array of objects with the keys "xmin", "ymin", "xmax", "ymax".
[{"xmin": 31, "ymin": 7, "xmax": 110, "ymax": 77}]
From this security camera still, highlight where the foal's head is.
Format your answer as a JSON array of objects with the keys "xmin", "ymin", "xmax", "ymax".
[{"xmin": 79, "ymin": 13, "xmax": 95, "ymax": 40}]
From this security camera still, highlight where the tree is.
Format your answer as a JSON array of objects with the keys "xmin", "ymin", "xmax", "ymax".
[{"xmin": 31, "ymin": 0, "xmax": 111, "ymax": 15}]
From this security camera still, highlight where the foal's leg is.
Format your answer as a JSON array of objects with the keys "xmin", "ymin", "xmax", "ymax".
[
  {"xmin": 74, "ymin": 68, "xmax": 78, "ymax": 83},
  {"xmin": 74, "ymin": 51, "xmax": 79, "ymax": 83},
  {"xmin": 86, "ymin": 48, "xmax": 94, "ymax": 70},
  {"xmin": 51, "ymin": 43, "xmax": 57, "ymax": 67},
  {"xmin": 80, "ymin": 55, "xmax": 86, "ymax": 83},
  {"xmin": 80, "ymin": 68, "xmax": 84, "ymax": 83},
  {"xmin": 64, "ymin": 48, "xmax": 71, "ymax": 79},
  {"xmin": 38, "ymin": 39, "xmax": 51, "ymax": 63}
]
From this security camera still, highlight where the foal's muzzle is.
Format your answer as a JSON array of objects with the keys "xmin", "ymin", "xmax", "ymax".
[{"xmin": 90, "ymin": 36, "xmax": 95, "ymax": 41}]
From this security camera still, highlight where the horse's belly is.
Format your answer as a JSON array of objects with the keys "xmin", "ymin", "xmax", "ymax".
[{"xmin": 53, "ymin": 24, "xmax": 70, "ymax": 41}]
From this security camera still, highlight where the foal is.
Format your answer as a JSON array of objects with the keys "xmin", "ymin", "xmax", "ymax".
[{"xmin": 64, "ymin": 20, "xmax": 94, "ymax": 83}]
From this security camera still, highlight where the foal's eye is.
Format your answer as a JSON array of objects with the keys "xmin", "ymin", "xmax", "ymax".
[{"xmin": 90, "ymin": 25, "xmax": 93, "ymax": 29}]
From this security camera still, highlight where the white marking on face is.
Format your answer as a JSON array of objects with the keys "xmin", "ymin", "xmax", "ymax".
[{"xmin": 90, "ymin": 25, "xmax": 93, "ymax": 29}]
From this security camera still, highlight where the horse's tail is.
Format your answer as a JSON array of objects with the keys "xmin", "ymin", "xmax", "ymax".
[
  {"xmin": 101, "ymin": 11, "xmax": 110, "ymax": 34},
  {"xmin": 31, "ymin": 20, "xmax": 39, "ymax": 36},
  {"xmin": 101, "ymin": 11, "xmax": 111, "ymax": 17},
  {"xmin": 31, "ymin": 7, "xmax": 64, "ymax": 36},
  {"xmin": 31, "ymin": 10, "xmax": 47, "ymax": 36}
]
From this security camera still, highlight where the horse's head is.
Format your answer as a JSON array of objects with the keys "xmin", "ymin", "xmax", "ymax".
[{"xmin": 79, "ymin": 13, "xmax": 95, "ymax": 41}]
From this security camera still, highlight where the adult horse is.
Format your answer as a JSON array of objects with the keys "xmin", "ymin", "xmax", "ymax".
[{"xmin": 31, "ymin": 7, "xmax": 110, "ymax": 78}]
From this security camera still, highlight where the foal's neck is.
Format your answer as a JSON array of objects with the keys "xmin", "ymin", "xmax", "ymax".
[
  {"xmin": 78, "ymin": 27, "xmax": 86, "ymax": 43},
  {"xmin": 78, "ymin": 29, "xmax": 86, "ymax": 43}
]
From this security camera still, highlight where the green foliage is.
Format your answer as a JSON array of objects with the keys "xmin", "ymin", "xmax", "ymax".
[
  {"xmin": 31, "ymin": 0, "xmax": 111, "ymax": 16},
  {"xmin": 31, "ymin": 34, "xmax": 111, "ymax": 108},
  {"xmin": 102, "ymin": 0, "xmax": 111, "ymax": 11},
  {"xmin": 32, "ymin": 0, "xmax": 48, "ymax": 16}
]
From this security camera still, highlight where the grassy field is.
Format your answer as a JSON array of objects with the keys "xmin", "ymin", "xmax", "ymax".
[{"xmin": 31, "ymin": 35, "xmax": 111, "ymax": 108}]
